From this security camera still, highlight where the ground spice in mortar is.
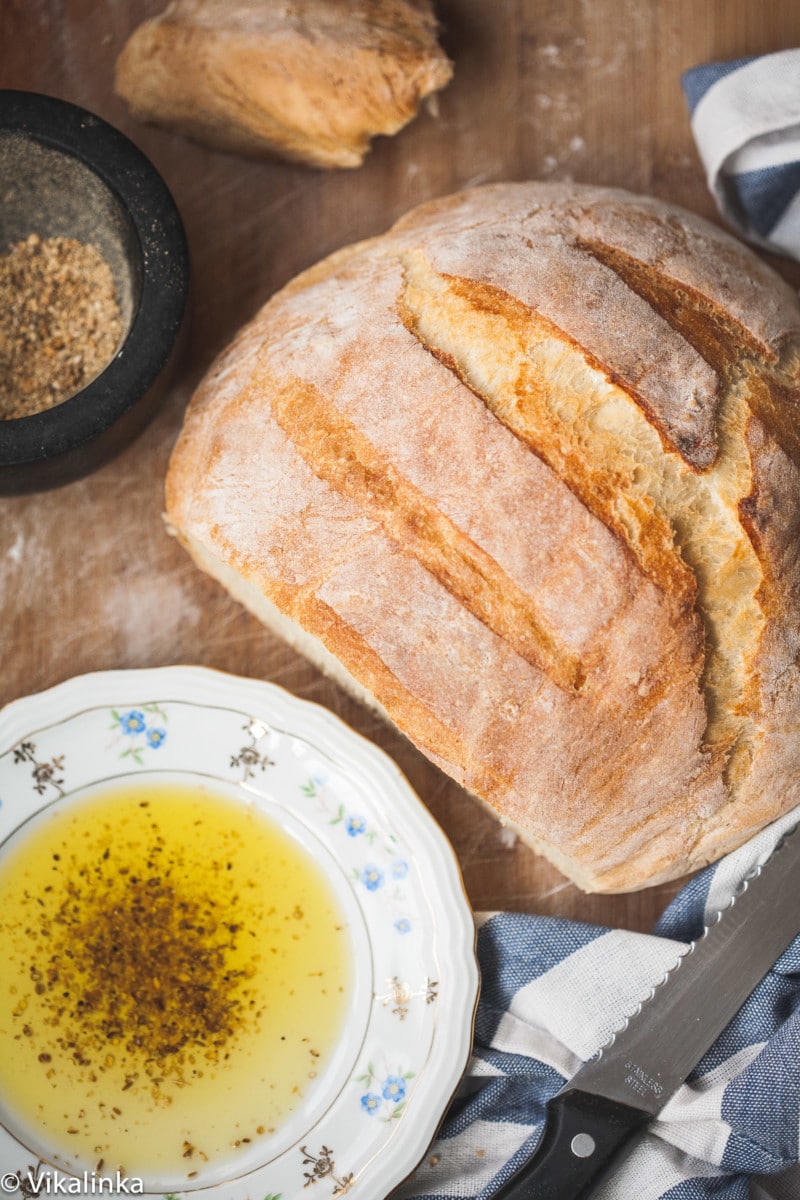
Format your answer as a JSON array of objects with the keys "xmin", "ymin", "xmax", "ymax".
[{"xmin": 0, "ymin": 233, "xmax": 123, "ymax": 420}]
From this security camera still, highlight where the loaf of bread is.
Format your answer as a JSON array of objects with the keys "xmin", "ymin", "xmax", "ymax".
[
  {"xmin": 114, "ymin": 0, "xmax": 452, "ymax": 168},
  {"xmin": 166, "ymin": 182, "xmax": 800, "ymax": 892}
]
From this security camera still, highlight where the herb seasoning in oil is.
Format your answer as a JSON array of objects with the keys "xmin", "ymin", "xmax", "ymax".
[{"xmin": 0, "ymin": 782, "xmax": 351, "ymax": 1181}]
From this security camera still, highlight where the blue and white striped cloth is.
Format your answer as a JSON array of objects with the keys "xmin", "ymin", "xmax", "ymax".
[
  {"xmin": 681, "ymin": 49, "xmax": 800, "ymax": 260},
  {"xmin": 399, "ymin": 803, "xmax": 800, "ymax": 1200}
]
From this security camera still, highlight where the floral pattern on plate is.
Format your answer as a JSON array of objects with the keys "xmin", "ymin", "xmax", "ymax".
[
  {"xmin": 356, "ymin": 1058, "xmax": 416, "ymax": 1122},
  {"xmin": 0, "ymin": 667, "xmax": 478, "ymax": 1200},
  {"xmin": 300, "ymin": 778, "xmax": 416, "ymax": 934},
  {"xmin": 110, "ymin": 703, "xmax": 168, "ymax": 763}
]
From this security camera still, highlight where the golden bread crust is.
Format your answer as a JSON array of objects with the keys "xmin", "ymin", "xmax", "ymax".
[
  {"xmin": 166, "ymin": 182, "xmax": 800, "ymax": 891},
  {"xmin": 114, "ymin": 0, "xmax": 453, "ymax": 167}
]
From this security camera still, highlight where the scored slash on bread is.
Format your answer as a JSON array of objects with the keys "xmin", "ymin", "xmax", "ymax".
[{"xmin": 166, "ymin": 182, "xmax": 800, "ymax": 892}]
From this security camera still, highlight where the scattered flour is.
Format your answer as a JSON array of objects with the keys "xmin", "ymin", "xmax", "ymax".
[
  {"xmin": 100, "ymin": 571, "xmax": 203, "ymax": 663},
  {"xmin": 6, "ymin": 532, "xmax": 24, "ymax": 564},
  {"xmin": 497, "ymin": 825, "xmax": 518, "ymax": 850}
]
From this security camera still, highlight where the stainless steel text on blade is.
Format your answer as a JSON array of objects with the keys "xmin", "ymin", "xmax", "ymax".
[{"xmin": 569, "ymin": 822, "xmax": 800, "ymax": 1116}]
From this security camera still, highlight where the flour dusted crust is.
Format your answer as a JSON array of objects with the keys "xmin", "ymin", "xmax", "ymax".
[
  {"xmin": 166, "ymin": 182, "xmax": 800, "ymax": 892},
  {"xmin": 114, "ymin": 0, "xmax": 453, "ymax": 168}
]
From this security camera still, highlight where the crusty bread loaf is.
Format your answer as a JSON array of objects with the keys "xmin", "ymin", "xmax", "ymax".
[
  {"xmin": 114, "ymin": 0, "xmax": 452, "ymax": 168},
  {"xmin": 165, "ymin": 182, "xmax": 800, "ymax": 892}
]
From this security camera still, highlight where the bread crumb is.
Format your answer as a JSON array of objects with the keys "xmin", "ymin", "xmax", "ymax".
[{"xmin": 497, "ymin": 827, "xmax": 518, "ymax": 850}]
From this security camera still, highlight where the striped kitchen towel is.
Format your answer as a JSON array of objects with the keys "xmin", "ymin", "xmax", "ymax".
[
  {"xmin": 681, "ymin": 49, "xmax": 800, "ymax": 260},
  {"xmin": 397, "ymin": 803, "xmax": 800, "ymax": 1200}
]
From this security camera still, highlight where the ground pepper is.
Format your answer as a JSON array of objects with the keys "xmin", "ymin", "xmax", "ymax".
[
  {"xmin": 32, "ymin": 815, "xmax": 253, "ymax": 1074},
  {"xmin": 0, "ymin": 233, "xmax": 123, "ymax": 419},
  {"xmin": 0, "ymin": 782, "xmax": 351, "ymax": 1178}
]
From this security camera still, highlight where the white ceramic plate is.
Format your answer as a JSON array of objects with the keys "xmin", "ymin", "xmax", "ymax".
[{"xmin": 0, "ymin": 666, "xmax": 478, "ymax": 1200}]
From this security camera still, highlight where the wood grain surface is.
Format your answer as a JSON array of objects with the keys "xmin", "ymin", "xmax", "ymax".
[{"xmin": 2, "ymin": 0, "xmax": 800, "ymax": 932}]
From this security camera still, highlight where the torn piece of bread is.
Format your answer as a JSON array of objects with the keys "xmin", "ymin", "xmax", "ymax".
[
  {"xmin": 114, "ymin": 0, "xmax": 453, "ymax": 168},
  {"xmin": 165, "ymin": 182, "xmax": 800, "ymax": 892}
]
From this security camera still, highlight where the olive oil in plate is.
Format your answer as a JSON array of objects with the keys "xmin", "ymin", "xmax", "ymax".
[{"xmin": 0, "ymin": 781, "xmax": 353, "ymax": 1185}]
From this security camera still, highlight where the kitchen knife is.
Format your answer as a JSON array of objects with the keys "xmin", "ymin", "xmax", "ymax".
[{"xmin": 492, "ymin": 822, "xmax": 800, "ymax": 1200}]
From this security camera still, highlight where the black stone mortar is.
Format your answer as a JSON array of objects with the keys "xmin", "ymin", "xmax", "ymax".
[{"xmin": 0, "ymin": 91, "xmax": 189, "ymax": 493}]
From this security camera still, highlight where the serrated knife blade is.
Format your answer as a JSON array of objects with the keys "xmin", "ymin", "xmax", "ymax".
[{"xmin": 493, "ymin": 823, "xmax": 800, "ymax": 1200}]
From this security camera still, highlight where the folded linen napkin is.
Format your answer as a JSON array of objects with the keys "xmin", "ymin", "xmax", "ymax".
[
  {"xmin": 397, "ymin": 804, "xmax": 800, "ymax": 1200},
  {"xmin": 681, "ymin": 49, "xmax": 800, "ymax": 260}
]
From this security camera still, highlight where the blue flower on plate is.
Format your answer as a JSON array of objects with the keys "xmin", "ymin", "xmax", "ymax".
[
  {"xmin": 119, "ymin": 710, "xmax": 146, "ymax": 735},
  {"xmin": 361, "ymin": 864, "xmax": 384, "ymax": 891},
  {"xmin": 360, "ymin": 1092, "xmax": 381, "ymax": 1115},
  {"xmin": 394, "ymin": 917, "xmax": 412, "ymax": 934},
  {"xmin": 382, "ymin": 1075, "xmax": 407, "ymax": 1103},
  {"xmin": 345, "ymin": 815, "xmax": 367, "ymax": 837},
  {"xmin": 390, "ymin": 859, "xmax": 409, "ymax": 880},
  {"xmin": 146, "ymin": 726, "xmax": 167, "ymax": 749}
]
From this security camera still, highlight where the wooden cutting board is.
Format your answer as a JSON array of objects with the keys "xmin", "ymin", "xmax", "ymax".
[{"xmin": 2, "ymin": 0, "xmax": 800, "ymax": 932}]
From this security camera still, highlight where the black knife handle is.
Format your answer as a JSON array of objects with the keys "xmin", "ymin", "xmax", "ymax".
[{"xmin": 491, "ymin": 1088, "xmax": 650, "ymax": 1199}]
